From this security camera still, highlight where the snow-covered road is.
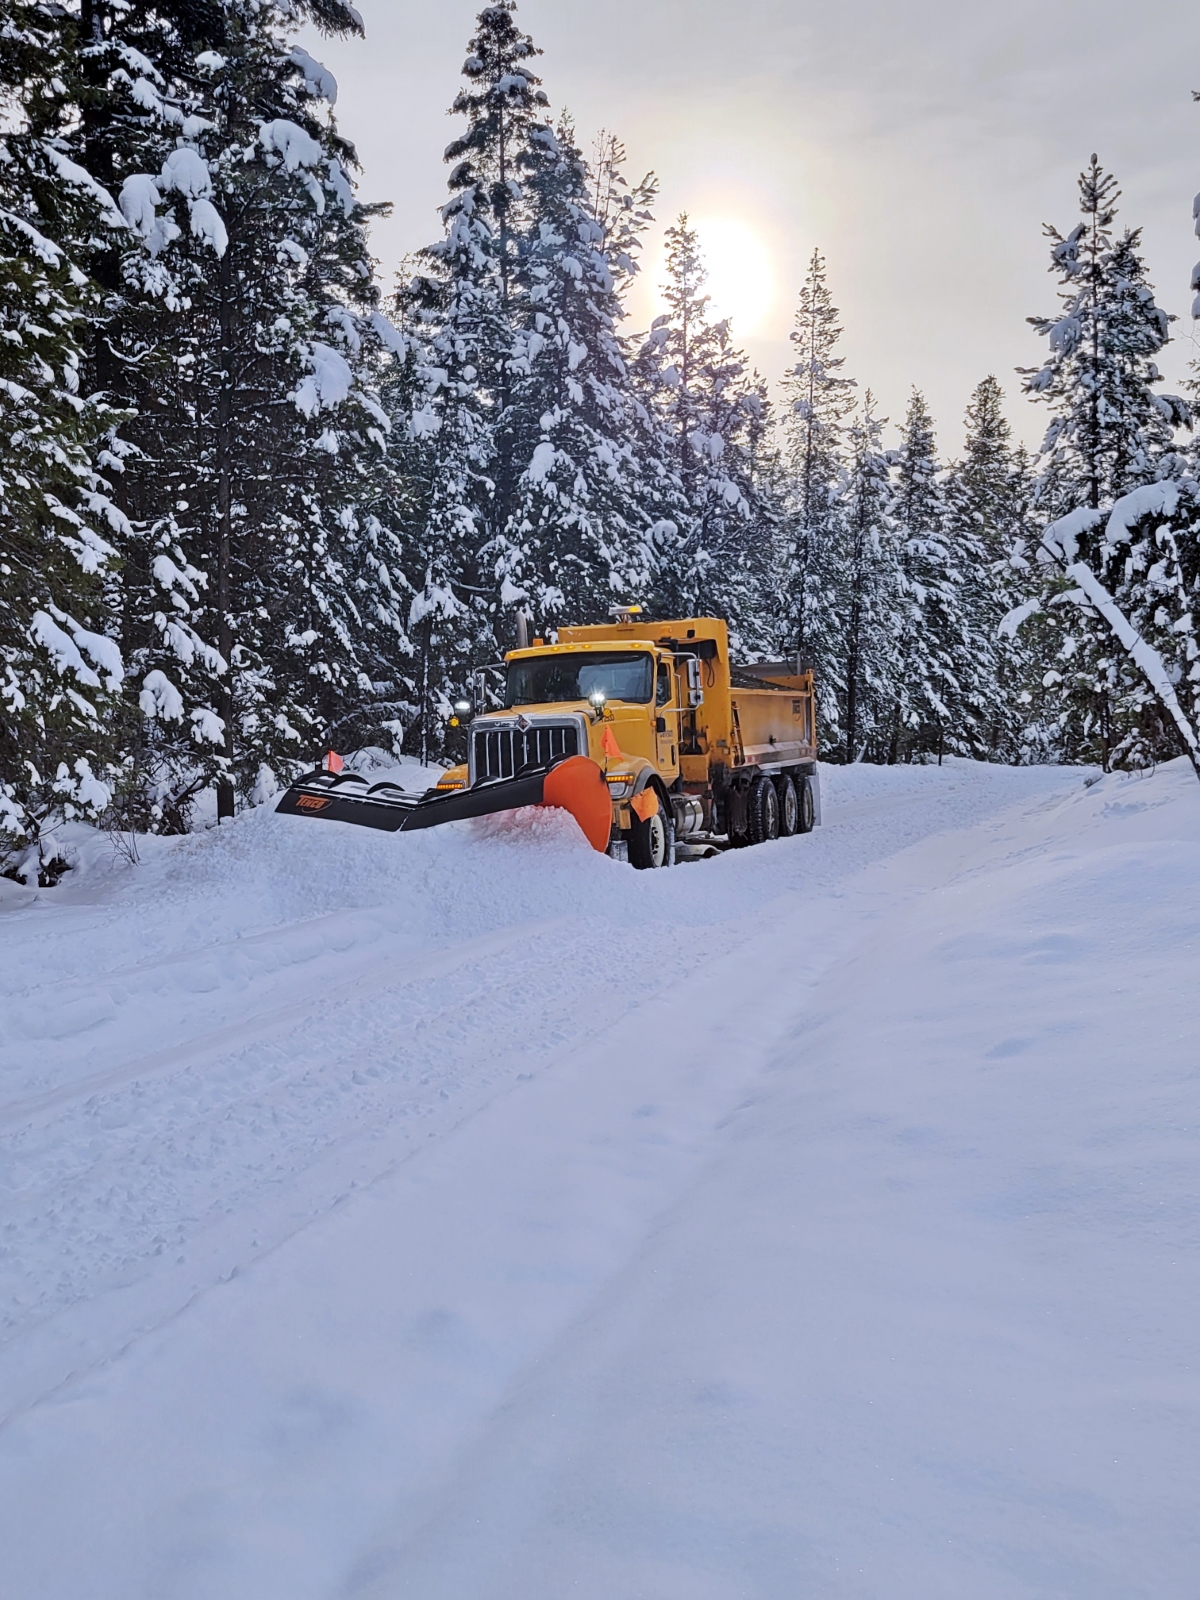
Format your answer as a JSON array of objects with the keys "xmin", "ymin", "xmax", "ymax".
[{"xmin": 1, "ymin": 759, "xmax": 1196, "ymax": 1598}]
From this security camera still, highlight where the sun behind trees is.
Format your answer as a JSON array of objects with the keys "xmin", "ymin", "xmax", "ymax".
[{"xmin": 0, "ymin": 0, "xmax": 1197, "ymax": 880}]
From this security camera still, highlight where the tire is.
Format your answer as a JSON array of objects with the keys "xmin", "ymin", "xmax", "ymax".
[
  {"xmin": 628, "ymin": 794, "xmax": 674, "ymax": 869},
  {"xmin": 776, "ymin": 774, "xmax": 800, "ymax": 837},
  {"xmin": 747, "ymin": 775, "xmax": 780, "ymax": 845},
  {"xmin": 796, "ymin": 775, "xmax": 815, "ymax": 834}
]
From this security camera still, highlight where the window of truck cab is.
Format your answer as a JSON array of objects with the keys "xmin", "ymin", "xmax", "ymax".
[
  {"xmin": 506, "ymin": 652, "xmax": 654, "ymax": 706},
  {"xmin": 656, "ymin": 660, "xmax": 672, "ymax": 707}
]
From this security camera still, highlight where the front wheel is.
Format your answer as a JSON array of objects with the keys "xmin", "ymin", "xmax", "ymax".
[{"xmin": 628, "ymin": 797, "xmax": 674, "ymax": 869}]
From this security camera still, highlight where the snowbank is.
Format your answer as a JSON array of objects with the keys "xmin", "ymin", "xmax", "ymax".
[{"xmin": 1, "ymin": 758, "xmax": 1195, "ymax": 1597}]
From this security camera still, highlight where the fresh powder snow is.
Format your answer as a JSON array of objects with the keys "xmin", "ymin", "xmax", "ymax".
[{"xmin": 0, "ymin": 758, "xmax": 1196, "ymax": 1597}]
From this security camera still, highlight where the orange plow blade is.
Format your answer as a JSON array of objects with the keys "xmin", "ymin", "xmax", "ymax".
[{"xmin": 541, "ymin": 755, "xmax": 613, "ymax": 853}]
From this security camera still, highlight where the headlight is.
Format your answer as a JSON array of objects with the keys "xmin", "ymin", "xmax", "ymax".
[{"xmin": 605, "ymin": 772, "xmax": 634, "ymax": 798}]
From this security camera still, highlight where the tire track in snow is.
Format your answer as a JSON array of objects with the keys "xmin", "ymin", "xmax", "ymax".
[
  {"xmin": 0, "ymin": 766, "xmax": 1082, "ymax": 1435},
  {"xmin": 0, "ymin": 917, "xmax": 569, "ymax": 1134}
]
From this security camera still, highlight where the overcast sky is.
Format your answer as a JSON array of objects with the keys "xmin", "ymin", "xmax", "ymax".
[{"xmin": 301, "ymin": 0, "xmax": 1199, "ymax": 455}]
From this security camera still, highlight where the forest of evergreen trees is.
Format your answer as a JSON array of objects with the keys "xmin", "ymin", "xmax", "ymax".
[{"xmin": 2, "ymin": 0, "xmax": 1199, "ymax": 882}]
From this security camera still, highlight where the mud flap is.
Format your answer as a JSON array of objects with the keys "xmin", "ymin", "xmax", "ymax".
[{"xmin": 276, "ymin": 754, "xmax": 612, "ymax": 851}]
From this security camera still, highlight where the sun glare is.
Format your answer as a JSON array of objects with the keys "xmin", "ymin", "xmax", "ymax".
[{"xmin": 694, "ymin": 218, "xmax": 774, "ymax": 336}]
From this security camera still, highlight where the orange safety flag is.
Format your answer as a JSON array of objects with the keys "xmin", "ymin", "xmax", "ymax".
[
  {"xmin": 324, "ymin": 750, "xmax": 344, "ymax": 774},
  {"xmin": 630, "ymin": 788, "xmax": 659, "ymax": 822},
  {"xmin": 601, "ymin": 724, "xmax": 623, "ymax": 761}
]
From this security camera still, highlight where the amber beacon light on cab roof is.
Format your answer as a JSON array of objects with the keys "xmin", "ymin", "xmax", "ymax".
[{"xmin": 276, "ymin": 610, "xmax": 821, "ymax": 869}]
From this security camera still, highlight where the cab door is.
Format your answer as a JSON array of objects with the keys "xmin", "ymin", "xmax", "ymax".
[{"xmin": 654, "ymin": 657, "xmax": 679, "ymax": 778}]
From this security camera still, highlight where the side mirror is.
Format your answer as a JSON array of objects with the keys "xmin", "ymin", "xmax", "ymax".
[{"xmin": 686, "ymin": 656, "xmax": 704, "ymax": 708}]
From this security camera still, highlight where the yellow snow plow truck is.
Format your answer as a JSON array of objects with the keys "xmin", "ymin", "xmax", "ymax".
[{"xmin": 276, "ymin": 612, "xmax": 820, "ymax": 868}]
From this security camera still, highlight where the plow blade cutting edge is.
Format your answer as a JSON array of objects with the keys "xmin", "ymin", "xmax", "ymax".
[{"xmin": 275, "ymin": 753, "xmax": 613, "ymax": 853}]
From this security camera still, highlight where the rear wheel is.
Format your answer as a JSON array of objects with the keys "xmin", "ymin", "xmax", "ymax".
[
  {"xmin": 628, "ymin": 796, "xmax": 674, "ymax": 869},
  {"xmin": 796, "ymin": 775, "xmax": 815, "ymax": 834},
  {"xmin": 748, "ymin": 775, "xmax": 780, "ymax": 845},
  {"xmin": 776, "ymin": 775, "xmax": 800, "ymax": 837}
]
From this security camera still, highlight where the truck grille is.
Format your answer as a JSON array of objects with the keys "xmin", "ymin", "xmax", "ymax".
[{"xmin": 474, "ymin": 722, "xmax": 579, "ymax": 781}]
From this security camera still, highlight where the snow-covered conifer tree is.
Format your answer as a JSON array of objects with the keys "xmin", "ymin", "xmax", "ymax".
[
  {"xmin": 1005, "ymin": 141, "xmax": 1200, "ymax": 774},
  {"xmin": 641, "ymin": 214, "xmax": 774, "ymax": 647},
  {"xmin": 1024, "ymin": 157, "xmax": 1189, "ymax": 518},
  {"xmin": 69, "ymin": 0, "xmax": 408, "ymax": 819},
  {"xmin": 1015, "ymin": 158, "xmax": 1193, "ymax": 766},
  {"xmin": 780, "ymin": 250, "xmax": 856, "ymax": 662},
  {"xmin": 400, "ymin": 6, "xmax": 678, "ymax": 756},
  {"xmin": 890, "ymin": 390, "xmax": 1001, "ymax": 761},
  {"xmin": 0, "ymin": 0, "xmax": 131, "ymax": 878},
  {"xmin": 943, "ymin": 377, "xmax": 1036, "ymax": 760},
  {"xmin": 498, "ymin": 117, "xmax": 658, "ymax": 629},
  {"xmin": 836, "ymin": 394, "xmax": 902, "ymax": 761},
  {"xmin": 399, "ymin": 0, "xmax": 550, "ymax": 755}
]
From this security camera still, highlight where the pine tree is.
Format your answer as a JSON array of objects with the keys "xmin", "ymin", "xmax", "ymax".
[
  {"xmin": 497, "ymin": 118, "xmax": 658, "ymax": 630},
  {"xmin": 1017, "ymin": 157, "xmax": 1195, "ymax": 765},
  {"xmin": 1005, "ymin": 134, "xmax": 1200, "ymax": 774},
  {"xmin": 779, "ymin": 250, "xmax": 856, "ymax": 735},
  {"xmin": 399, "ymin": 0, "xmax": 550, "ymax": 758},
  {"xmin": 837, "ymin": 393, "xmax": 902, "ymax": 762},
  {"xmin": 69, "ymin": 0, "xmax": 407, "ymax": 820},
  {"xmin": 0, "ymin": 0, "xmax": 130, "ymax": 879},
  {"xmin": 1082, "ymin": 482, "xmax": 1200, "ymax": 771},
  {"xmin": 1024, "ymin": 157, "xmax": 1188, "ymax": 518},
  {"xmin": 1188, "ymin": 99, "xmax": 1200, "ymax": 473},
  {"xmin": 400, "ymin": 8, "xmax": 700, "ymax": 759},
  {"xmin": 643, "ymin": 214, "xmax": 772, "ymax": 647},
  {"xmin": 944, "ymin": 377, "xmax": 1035, "ymax": 760},
  {"xmin": 888, "ymin": 390, "xmax": 940, "ymax": 760},
  {"xmin": 588, "ymin": 132, "xmax": 683, "ymax": 611},
  {"xmin": 890, "ymin": 390, "xmax": 1004, "ymax": 762}
]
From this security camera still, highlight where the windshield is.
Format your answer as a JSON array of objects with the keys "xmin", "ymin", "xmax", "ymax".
[{"xmin": 506, "ymin": 651, "xmax": 654, "ymax": 707}]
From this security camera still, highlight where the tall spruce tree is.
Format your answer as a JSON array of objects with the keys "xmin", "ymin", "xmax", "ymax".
[
  {"xmin": 0, "ymin": 0, "xmax": 130, "ymax": 879},
  {"xmin": 68, "ymin": 0, "xmax": 407, "ymax": 820},
  {"xmin": 890, "ymin": 390, "xmax": 1003, "ymax": 761},
  {"xmin": 1020, "ymin": 157, "xmax": 1191, "ymax": 765},
  {"xmin": 497, "ymin": 118, "xmax": 659, "ymax": 629},
  {"xmin": 944, "ymin": 377, "xmax": 1035, "ymax": 760},
  {"xmin": 779, "ymin": 250, "xmax": 855, "ymax": 736},
  {"xmin": 401, "ymin": 6, "xmax": 684, "ymax": 757},
  {"xmin": 1005, "ymin": 128, "xmax": 1200, "ymax": 774},
  {"xmin": 1024, "ymin": 157, "xmax": 1188, "ymax": 518},
  {"xmin": 399, "ymin": 1, "xmax": 549, "ymax": 756},
  {"xmin": 642, "ymin": 214, "xmax": 773, "ymax": 648},
  {"xmin": 837, "ymin": 393, "xmax": 902, "ymax": 761},
  {"xmin": 1189, "ymin": 95, "xmax": 1200, "ymax": 472}
]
